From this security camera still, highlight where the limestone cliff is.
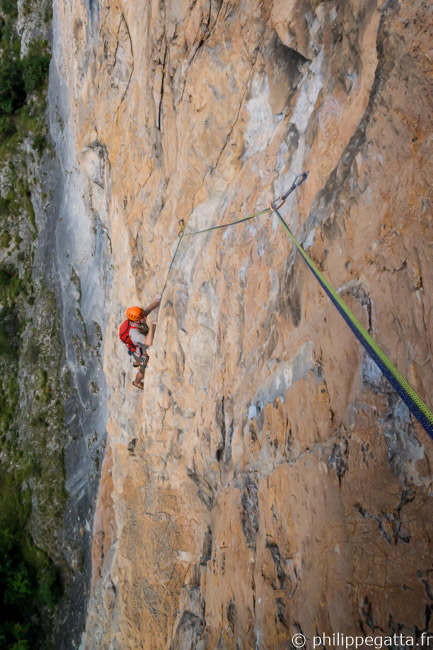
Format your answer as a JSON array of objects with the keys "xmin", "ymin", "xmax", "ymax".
[
  {"xmin": 1, "ymin": 0, "xmax": 110, "ymax": 645},
  {"xmin": 51, "ymin": 0, "xmax": 433, "ymax": 647}
]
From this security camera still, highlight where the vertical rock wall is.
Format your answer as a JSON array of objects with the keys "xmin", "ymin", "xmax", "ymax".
[
  {"xmin": 52, "ymin": 0, "xmax": 433, "ymax": 647},
  {"xmin": 48, "ymin": 3, "xmax": 112, "ymax": 644}
]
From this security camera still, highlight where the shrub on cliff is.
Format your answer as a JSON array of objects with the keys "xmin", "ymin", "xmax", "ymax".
[
  {"xmin": 0, "ymin": 521, "xmax": 60, "ymax": 648},
  {"xmin": 0, "ymin": 0, "xmax": 50, "ymax": 138},
  {"xmin": 0, "ymin": 115, "xmax": 16, "ymax": 139},
  {"xmin": 0, "ymin": 42, "xmax": 50, "ymax": 120},
  {"xmin": 21, "ymin": 42, "xmax": 50, "ymax": 96},
  {"xmin": 0, "ymin": 305, "xmax": 16, "ymax": 357},
  {"xmin": 0, "ymin": 527, "xmax": 35, "ymax": 648},
  {"xmin": 0, "ymin": 56, "xmax": 25, "ymax": 116},
  {"xmin": 0, "ymin": 0, "xmax": 18, "ymax": 19}
]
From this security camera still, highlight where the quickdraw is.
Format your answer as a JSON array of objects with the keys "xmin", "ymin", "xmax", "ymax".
[{"xmin": 155, "ymin": 172, "xmax": 433, "ymax": 440}]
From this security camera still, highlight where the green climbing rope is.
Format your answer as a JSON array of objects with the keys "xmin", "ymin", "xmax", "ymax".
[
  {"xmin": 158, "ymin": 207, "xmax": 274, "ymax": 304},
  {"xmin": 182, "ymin": 207, "xmax": 271, "ymax": 237},
  {"xmin": 270, "ymin": 183, "xmax": 433, "ymax": 440},
  {"xmin": 157, "ymin": 172, "xmax": 433, "ymax": 440},
  {"xmin": 158, "ymin": 173, "xmax": 308, "ymax": 300}
]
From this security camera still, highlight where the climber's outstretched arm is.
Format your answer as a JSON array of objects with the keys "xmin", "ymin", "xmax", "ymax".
[{"xmin": 144, "ymin": 294, "xmax": 161, "ymax": 316}]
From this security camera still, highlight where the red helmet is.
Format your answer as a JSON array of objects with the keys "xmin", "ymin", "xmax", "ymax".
[{"xmin": 126, "ymin": 306, "xmax": 145, "ymax": 322}]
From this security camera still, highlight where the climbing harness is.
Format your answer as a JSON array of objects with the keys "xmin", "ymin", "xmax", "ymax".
[{"xmin": 156, "ymin": 172, "xmax": 433, "ymax": 440}]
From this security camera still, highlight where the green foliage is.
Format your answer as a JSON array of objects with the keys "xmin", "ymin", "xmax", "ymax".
[
  {"xmin": 21, "ymin": 0, "xmax": 32, "ymax": 17},
  {"xmin": 0, "ymin": 230, "xmax": 11, "ymax": 247},
  {"xmin": 0, "ymin": 35, "xmax": 50, "ymax": 117},
  {"xmin": 0, "ymin": 520, "xmax": 60, "ymax": 648},
  {"xmin": 0, "ymin": 11, "xmax": 50, "ymax": 157},
  {"xmin": 22, "ymin": 42, "xmax": 50, "ymax": 95},
  {"xmin": 0, "ymin": 266, "xmax": 25, "ymax": 305},
  {"xmin": 0, "ymin": 287, "xmax": 66, "ymax": 645},
  {"xmin": 11, "ymin": 640, "xmax": 31, "ymax": 650},
  {"xmin": 0, "ymin": 196, "xmax": 9, "ymax": 214},
  {"xmin": 32, "ymin": 131, "xmax": 47, "ymax": 155},
  {"xmin": 0, "ymin": 376, "xmax": 18, "ymax": 435},
  {"xmin": 0, "ymin": 305, "xmax": 17, "ymax": 357},
  {"xmin": 0, "ymin": 115, "xmax": 16, "ymax": 139},
  {"xmin": 15, "ymin": 106, "xmax": 39, "ymax": 135},
  {"xmin": 0, "ymin": 0, "xmax": 18, "ymax": 19},
  {"xmin": 0, "ymin": 5, "xmax": 64, "ymax": 649},
  {"xmin": 0, "ymin": 56, "xmax": 25, "ymax": 115}
]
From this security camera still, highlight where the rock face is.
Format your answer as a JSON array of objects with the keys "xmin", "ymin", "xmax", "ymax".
[
  {"xmin": 48, "ymin": 4, "xmax": 112, "ymax": 644},
  {"xmin": 52, "ymin": 0, "xmax": 433, "ymax": 647}
]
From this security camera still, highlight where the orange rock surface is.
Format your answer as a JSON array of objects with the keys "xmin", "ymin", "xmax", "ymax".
[{"xmin": 53, "ymin": 0, "xmax": 433, "ymax": 646}]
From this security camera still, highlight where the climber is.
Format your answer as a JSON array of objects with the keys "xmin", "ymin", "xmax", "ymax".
[{"xmin": 126, "ymin": 295, "xmax": 161, "ymax": 390}]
